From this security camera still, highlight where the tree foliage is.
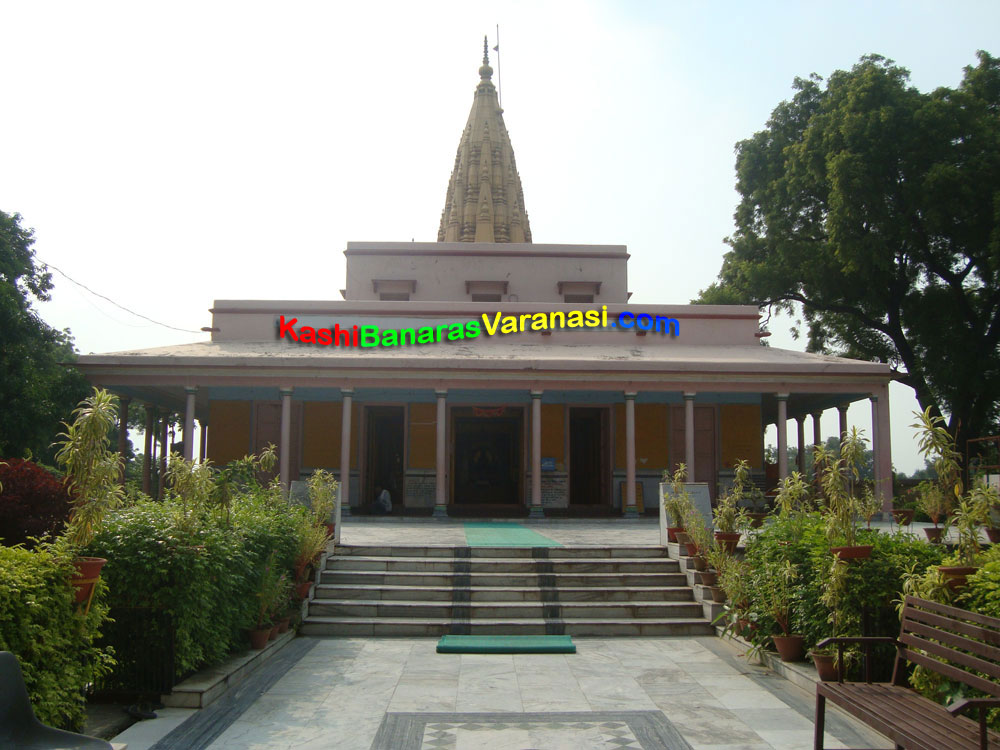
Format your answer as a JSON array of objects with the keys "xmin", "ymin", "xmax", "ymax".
[
  {"xmin": 0, "ymin": 211, "xmax": 89, "ymax": 462},
  {"xmin": 700, "ymin": 51, "xmax": 1000, "ymax": 453}
]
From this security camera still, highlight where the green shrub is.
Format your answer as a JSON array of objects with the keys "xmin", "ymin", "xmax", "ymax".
[
  {"xmin": 86, "ymin": 492, "xmax": 306, "ymax": 679},
  {"xmin": 0, "ymin": 545, "xmax": 113, "ymax": 731}
]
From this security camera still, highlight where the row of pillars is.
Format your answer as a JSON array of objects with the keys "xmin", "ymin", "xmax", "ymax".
[
  {"xmin": 116, "ymin": 387, "xmax": 206, "ymax": 498},
  {"xmin": 773, "ymin": 387, "xmax": 893, "ymax": 507}
]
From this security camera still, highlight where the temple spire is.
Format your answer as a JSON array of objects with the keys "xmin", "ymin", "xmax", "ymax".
[{"xmin": 437, "ymin": 39, "xmax": 531, "ymax": 243}]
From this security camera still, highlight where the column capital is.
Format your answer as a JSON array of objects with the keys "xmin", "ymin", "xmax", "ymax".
[
  {"xmin": 435, "ymin": 389, "xmax": 448, "ymax": 398},
  {"xmin": 837, "ymin": 403, "xmax": 850, "ymax": 413},
  {"xmin": 340, "ymin": 388, "xmax": 354, "ymax": 397},
  {"xmin": 624, "ymin": 391, "xmax": 637, "ymax": 400},
  {"xmin": 869, "ymin": 393, "xmax": 879, "ymax": 402},
  {"xmin": 811, "ymin": 411, "xmax": 823, "ymax": 419},
  {"xmin": 530, "ymin": 390, "xmax": 543, "ymax": 399},
  {"xmin": 279, "ymin": 387, "xmax": 294, "ymax": 396},
  {"xmin": 796, "ymin": 415, "xmax": 805, "ymax": 423},
  {"xmin": 120, "ymin": 395, "xmax": 132, "ymax": 404},
  {"xmin": 683, "ymin": 392, "xmax": 696, "ymax": 400},
  {"xmin": 776, "ymin": 393, "xmax": 790, "ymax": 401}
]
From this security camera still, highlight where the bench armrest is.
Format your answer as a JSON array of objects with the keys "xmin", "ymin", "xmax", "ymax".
[{"xmin": 947, "ymin": 698, "xmax": 1000, "ymax": 716}]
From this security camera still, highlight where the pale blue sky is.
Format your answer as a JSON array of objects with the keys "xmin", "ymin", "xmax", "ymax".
[{"xmin": 1, "ymin": 0, "xmax": 996, "ymax": 471}]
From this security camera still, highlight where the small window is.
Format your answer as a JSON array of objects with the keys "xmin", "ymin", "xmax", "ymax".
[
  {"xmin": 380, "ymin": 292, "xmax": 410, "ymax": 301},
  {"xmin": 564, "ymin": 293, "xmax": 594, "ymax": 304},
  {"xmin": 466, "ymin": 280, "xmax": 509, "ymax": 301},
  {"xmin": 471, "ymin": 293, "xmax": 502, "ymax": 302}
]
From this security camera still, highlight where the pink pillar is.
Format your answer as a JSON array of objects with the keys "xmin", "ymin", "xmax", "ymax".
[
  {"xmin": 796, "ymin": 416, "xmax": 806, "ymax": 474},
  {"xmin": 776, "ymin": 394, "xmax": 789, "ymax": 481},
  {"xmin": 434, "ymin": 389, "xmax": 448, "ymax": 517},
  {"xmin": 624, "ymin": 392, "xmax": 638, "ymax": 518},
  {"xmin": 158, "ymin": 409, "xmax": 169, "ymax": 500},
  {"xmin": 683, "ymin": 392, "xmax": 696, "ymax": 478},
  {"xmin": 184, "ymin": 387, "xmax": 197, "ymax": 462},
  {"xmin": 117, "ymin": 397, "xmax": 130, "ymax": 485},
  {"xmin": 199, "ymin": 420, "xmax": 208, "ymax": 462},
  {"xmin": 872, "ymin": 387, "xmax": 893, "ymax": 512},
  {"xmin": 142, "ymin": 405, "xmax": 154, "ymax": 496},
  {"xmin": 529, "ymin": 391, "xmax": 544, "ymax": 517},
  {"xmin": 340, "ymin": 389, "xmax": 353, "ymax": 514},
  {"xmin": 279, "ymin": 387, "xmax": 292, "ymax": 493},
  {"xmin": 838, "ymin": 404, "xmax": 849, "ymax": 455}
]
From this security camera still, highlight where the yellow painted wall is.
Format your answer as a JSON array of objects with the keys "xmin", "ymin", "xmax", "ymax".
[
  {"xmin": 207, "ymin": 401, "xmax": 251, "ymax": 465},
  {"xmin": 540, "ymin": 404, "xmax": 564, "ymax": 462},
  {"xmin": 302, "ymin": 402, "xmax": 341, "ymax": 468},
  {"xmin": 636, "ymin": 404, "xmax": 668, "ymax": 470},
  {"xmin": 408, "ymin": 403, "xmax": 436, "ymax": 469},
  {"xmin": 720, "ymin": 404, "xmax": 763, "ymax": 469}
]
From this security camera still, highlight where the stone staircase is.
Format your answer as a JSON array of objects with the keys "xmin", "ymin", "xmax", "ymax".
[{"xmin": 300, "ymin": 545, "xmax": 714, "ymax": 637}]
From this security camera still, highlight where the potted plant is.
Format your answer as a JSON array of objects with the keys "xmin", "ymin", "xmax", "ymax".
[
  {"xmin": 939, "ymin": 492, "xmax": 989, "ymax": 589},
  {"xmin": 661, "ymin": 465, "xmax": 692, "ymax": 543},
  {"xmin": 774, "ymin": 471, "xmax": 812, "ymax": 540},
  {"xmin": 307, "ymin": 469, "xmax": 339, "ymax": 537},
  {"xmin": 293, "ymin": 514, "xmax": 330, "ymax": 599},
  {"xmin": 714, "ymin": 460, "xmax": 749, "ymax": 553},
  {"xmin": 890, "ymin": 493, "xmax": 916, "ymax": 526},
  {"xmin": 681, "ymin": 500, "xmax": 712, "ymax": 565},
  {"xmin": 976, "ymin": 480, "xmax": 1000, "ymax": 543},
  {"xmin": 765, "ymin": 559, "xmax": 804, "ymax": 661},
  {"xmin": 703, "ymin": 543, "xmax": 730, "ymax": 602},
  {"xmin": 251, "ymin": 556, "xmax": 290, "ymax": 649},
  {"xmin": 817, "ymin": 430, "xmax": 872, "ymax": 561},
  {"xmin": 917, "ymin": 482, "xmax": 950, "ymax": 543},
  {"xmin": 715, "ymin": 558, "xmax": 752, "ymax": 634},
  {"xmin": 53, "ymin": 388, "xmax": 125, "ymax": 613}
]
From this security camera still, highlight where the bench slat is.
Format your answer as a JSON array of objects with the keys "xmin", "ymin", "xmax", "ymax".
[
  {"xmin": 906, "ymin": 595, "xmax": 1000, "ymax": 631},
  {"xmin": 905, "ymin": 618, "xmax": 1000, "ymax": 674},
  {"xmin": 902, "ymin": 645, "xmax": 1000, "ymax": 698},
  {"xmin": 906, "ymin": 606, "xmax": 1000, "ymax": 649}
]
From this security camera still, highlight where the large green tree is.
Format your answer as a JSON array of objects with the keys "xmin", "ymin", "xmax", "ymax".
[
  {"xmin": 700, "ymin": 51, "xmax": 1000, "ymax": 456},
  {"xmin": 0, "ymin": 211, "xmax": 89, "ymax": 462}
]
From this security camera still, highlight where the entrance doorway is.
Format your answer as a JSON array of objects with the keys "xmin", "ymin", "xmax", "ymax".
[
  {"xmin": 569, "ymin": 407, "xmax": 609, "ymax": 506},
  {"xmin": 452, "ymin": 407, "xmax": 523, "ymax": 505},
  {"xmin": 365, "ymin": 406, "xmax": 404, "ymax": 511}
]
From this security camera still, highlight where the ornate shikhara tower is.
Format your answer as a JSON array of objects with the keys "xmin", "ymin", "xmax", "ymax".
[{"xmin": 437, "ymin": 38, "xmax": 532, "ymax": 244}]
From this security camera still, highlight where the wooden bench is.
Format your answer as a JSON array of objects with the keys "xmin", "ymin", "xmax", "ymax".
[{"xmin": 814, "ymin": 595, "xmax": 1000, "ymax": 750}]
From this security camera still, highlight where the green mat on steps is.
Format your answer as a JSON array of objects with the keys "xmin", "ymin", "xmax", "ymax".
[
  {"xmin": 462, "ymin": 522, "xmax": 562, "ymax": 547},
  {"xmin": 436, "ymin": 635, "xmax": 576, "ymax": 654}
]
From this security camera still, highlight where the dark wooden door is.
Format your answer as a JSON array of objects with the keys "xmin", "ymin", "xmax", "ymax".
[
  {"xmin": 364, "ymin": 406, "xmax": 405, "ymax": 509},
  {"xmin": 570, "ymin": 408, "xmax": 608, "ymax": 505}
]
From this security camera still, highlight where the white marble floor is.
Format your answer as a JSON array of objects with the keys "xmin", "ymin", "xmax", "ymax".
[{"xmin": 196, "ymin": 636, "xmax": 891, "ymax": 750}]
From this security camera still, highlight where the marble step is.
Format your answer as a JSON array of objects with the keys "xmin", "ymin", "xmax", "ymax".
[
  {"xmin": 299, "ymin": 616, "xmax": 715, "ymax": 638},
  {"xmin": 328, "ymin": 556, "xmax": 679, "ymax": 573},
  {"xmin": 334, "ymin": 545, "xmax": 670, "ymax": 559},
  {"xmin": 314, "ymin": 583, "xmax": 697, "ymax": 602},
  {"xmin": 319, "ymin": 570, "xmax": 689, "ymax": 587},
  {"xmin": 309, "ymin": 599, "xmax": 704, "ymax": 619}
]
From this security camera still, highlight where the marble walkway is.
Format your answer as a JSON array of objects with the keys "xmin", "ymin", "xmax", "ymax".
[{"xmin": 122, "ymin": 635, "xmax": 892, "ymax": 750}]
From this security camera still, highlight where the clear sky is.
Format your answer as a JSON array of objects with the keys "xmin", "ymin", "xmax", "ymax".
[{"xmin": 2, "ymin": 0, "xmax": 997, "ymax": 473}]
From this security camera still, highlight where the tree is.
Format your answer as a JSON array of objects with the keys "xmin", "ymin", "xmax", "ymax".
[
  {"xmin": 0, "ymin": 211, "xmax": 90, "ymax": 463},
  {"xmin": 700, "ymin": 51, "xmax": 1000, "ymax": 461}
]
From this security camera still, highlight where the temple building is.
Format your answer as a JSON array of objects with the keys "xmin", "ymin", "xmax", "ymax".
[{"xmin": 76, "ymin": 44, "xmax": 894, "ymax": 516}]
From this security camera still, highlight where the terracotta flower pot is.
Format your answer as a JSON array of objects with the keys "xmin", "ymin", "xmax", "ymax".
[
  {"xmin": 747, "ymin": 512, "xmax": 768, "ymax": 529},
  {"xmin": 811, "ymin": 652, "xmax": 839, "ymax": 681},
  {"xmin": 268, "ymin": 625, "xmax": 279, "ymax": 641},
  {"xmin": 708, "ymin": 585, "xmax": 727, "ymax": 603},
  {"xmin": 924, "ymin": 527, "xmax": 944, "ymax": 543},
  {"xmin": 249, "ymin": 628, "xmax": 270, "ymax": 650},
  {"xmin": 831, "ymin": 545, "xmax": 873, "ymax": 561},
  {"xmin": 691, "ymin": 555, "xmax": 708, "ymax": 572},
  {"xmin": 714, "ymin": 531, "xmax": 741, "ymax": 554},
  {"xmin": 986, "ymin": 527, "xmax": 1000, "ymax": 544},
  {"xmin": 70, "ymin": 557, "xmax": 107, "ymax": 611},
  {"xmin": 324, "ymin": 522, "xmax": 335, "ymax": 538},
  {"xmin": 939, "ymin": 565, "xmax": 979, "ymax": 591},
  {"xmin": 772, "ymin": 634, "xmax": 805, "ymax": 662},
  {"xmin": 295, "ymin": 581, "xmax": 313, "ymax": 600},
  {"xmin": 697, "ymin": 570, "xmax": 718, "ymax": 586},
  {"xmin": 667, "ymin": 526, "xmax": 683, "ymax": 543},
  {"xmin": 276, "ymin": 616, "xmax": 291, "ymax": 634},
  {"xmin": 891, "ymin": 509, "xmax": 915, "ymax": 526}
]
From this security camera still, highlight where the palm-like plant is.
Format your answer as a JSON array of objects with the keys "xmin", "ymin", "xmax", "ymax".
[{"xmin": 54, "ymin": 389, "xmax": 124, "ymax": 549}]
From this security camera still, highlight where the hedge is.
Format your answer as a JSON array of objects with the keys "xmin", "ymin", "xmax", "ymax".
[
  {"xmin": 0, "ymin": 458, "xmax": 72, "ymax": 547},
  {"xmin": 0, "ymin": 545, "xmax": 113, "ymax": 731}
]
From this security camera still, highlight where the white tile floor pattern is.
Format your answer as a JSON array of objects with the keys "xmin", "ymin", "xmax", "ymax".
[{"xmin": 189, "ymin": 637, "xmax": 890, "ymax": 750}]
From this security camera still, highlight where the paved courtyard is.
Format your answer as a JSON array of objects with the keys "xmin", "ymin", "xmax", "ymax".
[{"xmin": 119, "ymin": 635, "xmax": 891, "ymax": 750}]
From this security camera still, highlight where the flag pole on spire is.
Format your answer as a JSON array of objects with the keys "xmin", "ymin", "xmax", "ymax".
[{"xmin": 493, "ymin": 25, "xmax": 502, "ymax": 110}]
